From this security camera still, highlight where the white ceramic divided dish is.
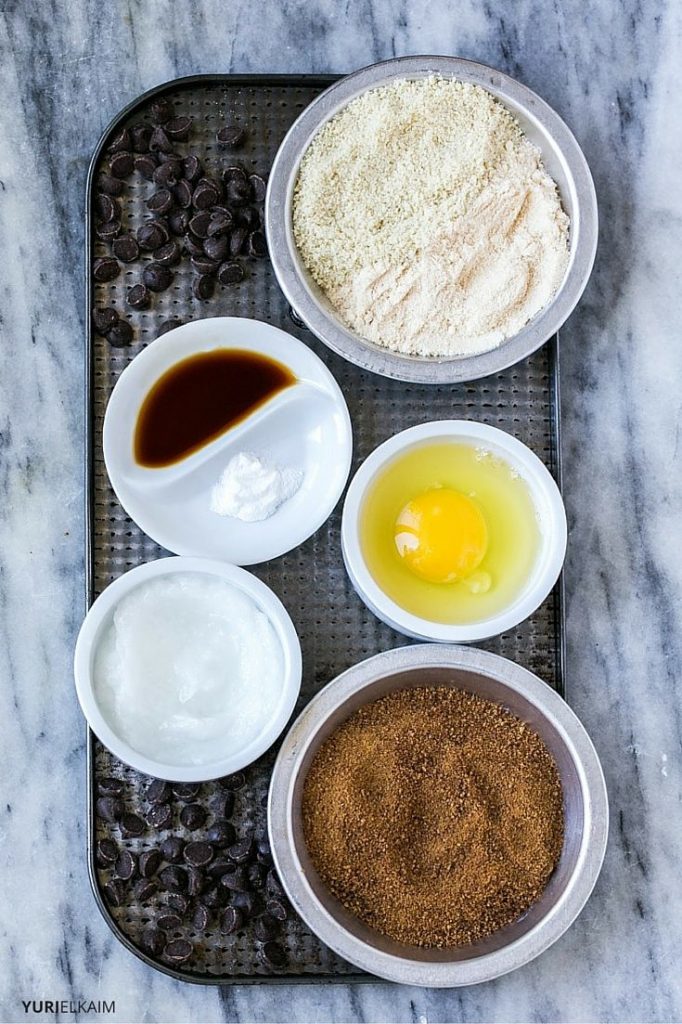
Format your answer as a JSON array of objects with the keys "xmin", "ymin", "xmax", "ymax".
[
  {"xmin": 74, "ymin": 557, "xmax": 302, "ymax": 782},
  {"xmin": 341, "ymin": 421, "xmax": 567, "ymax": 643},
  {"xmin": 103, "ymin": 317, "xmax": 353, "ymax": 564}
]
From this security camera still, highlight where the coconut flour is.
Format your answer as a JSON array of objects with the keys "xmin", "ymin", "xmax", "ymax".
[{"xmin": 293, "ymin": 77, "xmax": 570, "ymax": 357}]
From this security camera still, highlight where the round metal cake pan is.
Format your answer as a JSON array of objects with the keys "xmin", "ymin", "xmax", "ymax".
[
  {"xmin": 268, "ymin": 645, "xmax": 608, "ymax": 987},
  {"xmin": 265, "ymin": 55, "xmax": 598, "ymax": 384}
]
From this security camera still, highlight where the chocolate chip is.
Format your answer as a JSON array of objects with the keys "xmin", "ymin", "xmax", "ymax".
[
  {"xmin": 159, "ymin": 865, "xmax": 188, "ymax": 893},
  {"xmin": 217, "ymin": 261, "xmax": 244, "ymax": 286},
  {"xmin": 164, "ymin": 938, "xmax": 193, "ymax": 964},
  {"xmin": 127, "ymin": 283, "xmax": 151, "ymax": 310},
  {"xmin": 146, "ymin": 188, "xmax": 173, "ymax": 215},
  {"xmin": 254, "ymin": 913, "xmax": 279, "ymax": 941},
  {"xmin": 179, "ymin": 803, "xmax": 207, "ymax": 830},
  {"xmin": 190, "ymin": 255, "xmax": 219, "ymax": 276},
  {"xmin": 134, "ymin": 155, "xmax": 157, "ymax": 181},
  {"xmin": 106, "ymin": 321, "xmax": 134, "ymax": 348},
  {"xmin": 192, "ymin": 904, "xmax": 210, "ymax": 931},
  {"xmin": 150, "ymin": 97, "xmax": 173, "ymax": 124},
  {"xmin": 160, "ymin": 836, "xmax": 184, "ymax": 863},
  {"xmin": 266, "ymin": 898, "xmax": 288, "ymax": 922},
  {"xmin": 120, "ymin": 813, "xmax": 146, "ymax": 838},
  {"xmin": 96, "ymin": 192, "xmax": 118, "ymax": 223},
  {"xmin": 207, "ymin": 857, "xmax": 233, "ymax": 880},
  {"xmin": 256, "ymin": 839, "xmax": 273, "ymax": 864},
  {"xmin": 228, "ymin": 226, "xmax": 247, "ymax": 258},
  {"xmin": 96, "ymin": 838, "xmax": 118, "ymax": 866},
  {"xmin": 223, "ymin": 168, "xmax": 250, "ymax": 205},
  {"xmin": 110, "ymin": 151, "xmax": 134, "ymax": 178},
  {"xmin": 114, "ymin": 849, "xmax": 137, "ymax": 881},
  {"xmin": 172, "ymin": 783, "xmax": 200, "ymax": 802},
  {"xmin": 141, "ymin": 926, "xmax": 165, "ymax": 957},
  {"xmin": 143, "ymin": 262, "xmax": 174, "ymax": 292},
  {"xmin": 146, "ymin": 779, "xmax": 171, "ymax": 805},
  {"xmin": 147, "ymin": 802, "xmax": 173, "ymax": 829},
  {"xmin": 216, "ymin": 125, "xmax": 246, "ymax": 147},
  {"xmin": 249, "ymin": 173, "xmax": 267, "ymax": 202},
  {"xmin": 188, "ymin": 211, "xmax": 212, "ymax": 238},
  {"xmin": 183, "ymin": 234, "xmax": 205, "ymax": 257},
  {"xmin": 165, "ymin": 115, "xmax": 192, "ymax": 141},
  {"xmin": 158, "ymin": 318, "xmax": 183, "ymax": 335},
  {"xmin": 149, "ymin": 126, "xmax": 172, "ymax": 154},
  {"xmin": 103, "ymin": 879, "xmax": 126, "ymax": 908},
  {"xmin": 183, "ymin": 153, "xmax": 202, "ymax": 183},
  {"xmin": 157, "ymin": 913, "xmax": 182, "ymax": 932},
  {"xmin": 153, "ymin": 239, "xmax": 182, "ymax": 267},
  {"xmin": 260, "ymin": 941, "xmax": 286, "ymax": 969},
  {"xmin": 108, "ymin": 128, "xmax": 131, "ymax": 154},
  {"xmin": 168, "ymin": 209, "xmax": 190, "ymax": 236},
  {"xmin": 220, "ymin": 906, "xmax": 243, "ymax": 934},
  {"xmin": 137, "ymin": 221, "xmax": 168, "ymax": 251},
  {"xmin": 222, "ymin": 165, "xmax": 248, "ymax": 189},
  {"xmin": 227, "ymin": 839, "xmax": 253, "ymax": 864},
  {"xmin": 217, "ymin": 791, "xmax": 235, "ymax": 819},
  {"xmin": 112, "ymin": 234, "xmax": 139, "ymax": 262},
  {"xmin": 186, "ymin": 865, "xmax": 206, "ymax": 898},
  {"xmin": 266, "ymin": 870, "xmax": 284, "ymax": 899},
  {"xmin": 234, "ymin": 205, "xmax": 260, "ymax": 230},
  {"xmin": 192, "ymin": 180, "xmax": 220, "ymax": 210},
  {"xmin": 220, "ymin": 866, "xmax": 247, "ymax": 892},
  {"xmin": 207, "ymin": 209, "xmax": 233, "ymax": 236},
  {"xmin": 206, "ymin": 820, "xmax": 236, "ymax": 849},
  {"xmin": 231, "ymin": 890, "xmax": 257, "ymax": 917},
  {"xmin": 93, "ymin": 257, "xmax": 120, "ymax": 283},
  {"xmin": 248, "ymin": 230, "xmax": 267, "ymax": 258},
  {"xmin": 95, "ymin": 220, "xmax": 121, "ymax": 242},
  {"xmin": 165, "ymin": 892, "xmax": 190, "ymax": 916},
  {"xmin": 153, "ymin": 160, "xmax": 180, "ymax": 188},
  {"xmin": 133, "ymin": 877, "xmax": 158, "ymax": 903},
  {"xmin": 173, "ymin": 179, "xmax": 193, "ymax": 208},
  {"xmin": 203, "ymin": 235, "xmax": 228, "ymax": 262},
  {"xmin": 247, "ymin": 862, "xmax": 266, "ymax": 888},
  {"xmin": 98, "ymin": 776, "xmax": 125, "ymax": 797},
  {"xmin": 130, "ymin": 122, "xmax": 152, "ymax": 153},
  {"xmin": 96, "ymin": 796, "xmax": 123, "ymax": 822},
  {"xmin": 199, "ymin": 885, "xmax": 226, "ymax": 909},
  {"xmin": 183, "ymin": 842, "xmax": 214, "ymax": 868},
  {"xmin": 98, "ymin": 173, "xmax": 124, "ymax": 197},
  {"xmin": 139, "ymin": 849, "xmax": 162, "ymax": 878},
  {"xmin": 193, "ymin": 275, "xmax": 215, "ymax": 301}
]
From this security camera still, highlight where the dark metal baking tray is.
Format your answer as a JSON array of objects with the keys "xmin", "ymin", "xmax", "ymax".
[{"xmin": 85, "ymin": 73, "xmax": 566, "ymax": 985}]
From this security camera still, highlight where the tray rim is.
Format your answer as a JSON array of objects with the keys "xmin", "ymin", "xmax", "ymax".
[{"xmin": 84, "ymin": 71, "xmax": 566, "ymax": 987}]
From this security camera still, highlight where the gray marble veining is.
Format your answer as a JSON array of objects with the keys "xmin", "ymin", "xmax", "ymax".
[{"xmin": 0, "ymin": 0, "xmax": 680, "ymax": 1021}]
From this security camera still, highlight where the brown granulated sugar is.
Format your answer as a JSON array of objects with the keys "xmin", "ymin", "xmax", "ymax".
[{"xmin": 302, "ymin": 686, "xmax": 564, "ymax": 948}]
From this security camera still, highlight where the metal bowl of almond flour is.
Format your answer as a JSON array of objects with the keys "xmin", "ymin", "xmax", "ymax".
[
  {"xmin": 266, "ymin": 55, "xmax": 598, "ymax": 383},
  {"xmin": 268, "ymin": 645, "xmax": 608, "ymax": 987}
]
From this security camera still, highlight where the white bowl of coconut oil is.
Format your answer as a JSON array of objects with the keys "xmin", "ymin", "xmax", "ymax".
[{"xmin": 74, "ymin": 557, "xmax": 302, "ymax": 781}]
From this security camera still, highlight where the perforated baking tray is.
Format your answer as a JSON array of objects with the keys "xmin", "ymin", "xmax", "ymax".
[{"xmin": 85, "ymin": 74, "xmax": 566, "ymax": 985}]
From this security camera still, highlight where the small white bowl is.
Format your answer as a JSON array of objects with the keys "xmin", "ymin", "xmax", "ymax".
[
  {"xmin": 103, "ymin": 317, "xmax": 353, "ymax": 565},
  {"xmin": 74, "ymin": 557, "xmax": 302, "ymax": 781},
  {"xmin": 341, "ymin": 421, "xmax": 567, "ymax": 643}
]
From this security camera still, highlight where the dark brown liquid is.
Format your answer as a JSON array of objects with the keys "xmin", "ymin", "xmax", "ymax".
[{"xmin": 134, "ymin": 348, "xmax": 295, "ymax": 467}]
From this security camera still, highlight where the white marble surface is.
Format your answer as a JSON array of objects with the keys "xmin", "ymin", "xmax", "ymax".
[{"xmin": 0, "ymin": 1, "xmax": 681, "ymax": 1021}]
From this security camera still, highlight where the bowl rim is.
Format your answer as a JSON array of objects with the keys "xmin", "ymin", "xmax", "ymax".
[
  {"xmin": 265, "ymin": 54, "xmax": 598, "ymax": 384},
  {"xmin": 74, "ymin": 556, "xmax": 302, "ymax": 782},
  {"xmin": 341, "ymin": 420, "xmax": 567, "ymax": 642},
  {"xmin": 268, "ymin": 644, "xmax": 609, "ymax": 987}
]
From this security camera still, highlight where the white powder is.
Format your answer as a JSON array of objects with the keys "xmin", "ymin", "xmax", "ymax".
[
  {"xmin": 293, "ymin": 77, "xmax": 570, "ymax": 357},
  {"xmin": 94, "ymin": 574, "xmax": 283, "ymax": 767},
  {"xmin": 210, "ymin": 451, "xmax": 303, "ymax": 522}
]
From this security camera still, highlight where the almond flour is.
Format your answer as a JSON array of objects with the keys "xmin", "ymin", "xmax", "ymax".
[{"xmin": 293, "ymin": 77, "xmax": 570, "ymax": 357}]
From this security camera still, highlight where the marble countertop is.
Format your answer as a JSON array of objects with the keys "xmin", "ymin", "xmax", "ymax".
[{"xmin": 1, "ymin": 1, "xmax": 680, "ymax": 1021}]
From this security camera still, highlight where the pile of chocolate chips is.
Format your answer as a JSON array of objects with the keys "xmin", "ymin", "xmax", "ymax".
[
  {"xmin": 95, "ymin": 771, "xmax": 288, "ymax": 971},
  {"xmin": 92, "ymin": 95, "xmax": 268, "ymax": 348}
]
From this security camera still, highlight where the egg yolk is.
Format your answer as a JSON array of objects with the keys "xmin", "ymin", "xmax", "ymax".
[{"xmin": 394, "ymin": 488, "xmax": 488, "ymax": 584}]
